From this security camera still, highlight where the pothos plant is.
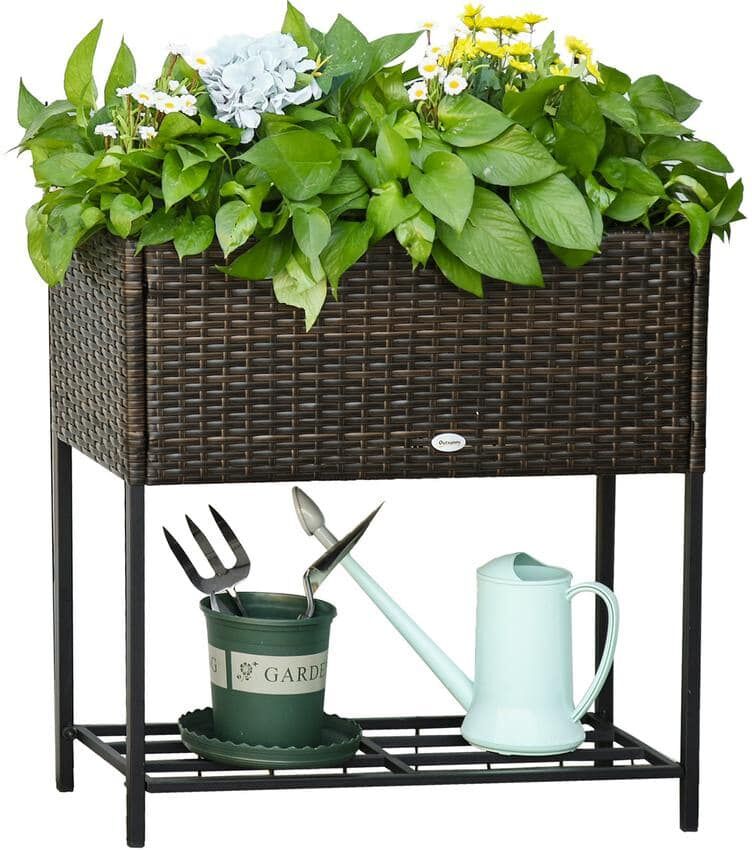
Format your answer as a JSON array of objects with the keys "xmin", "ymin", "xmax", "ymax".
[{"xmin": 18, "ymin": 3, "xmax": 744, "ymax": 329}]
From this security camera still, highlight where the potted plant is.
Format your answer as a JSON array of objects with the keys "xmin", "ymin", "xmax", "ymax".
[{"xmin": 20, "ymin": 4, "xmax": 742, "ymax": 484}]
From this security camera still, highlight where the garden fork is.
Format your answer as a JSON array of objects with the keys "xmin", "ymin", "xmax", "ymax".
[{"xmin": 163, "ymin": 506, "xmax": 250, "ymax": 616}]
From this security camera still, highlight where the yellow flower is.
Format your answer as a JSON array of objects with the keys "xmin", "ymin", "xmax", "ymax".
[
  {"xmin": 565, "ymin": 35, "xmax": 592, "ymax": 58},
  {"xmin": 478, "ymin": 15, "xmax": 526, "ymax": 34},
  {"xmin": 452, "ymin": 36, "xmax": 481, "ymax": 61},
  {"xmin": 461, "ymin": 4, "xmax": 483, "ymax": 27},
  {"xmin": 519, "ymin": 12, "xmax": 547, "ymax": 26},
  {"xmin": 506, "ymin": 41, "xmax": 534, "ymax": 56},
  {"xmin": 497, "ymin": 15, "xmax": 525, "ymax": 35},
  {"xmin": 422, "ymin": 21, "xmax": 434, "ymax": 30},
  {"xmin": 587, "ymin": 58, "xmax": 604, "ymax": 84},
  {"xmin": 509, "ymin": 59, "xmax": 535, "ymax": 73},
  {"xmin": 550, "ymin": 64, "xmax": 571, "ymax": 76},
  {"xmin": 477, "ymin": 39, "xmax": 508, "ymax": 58}
]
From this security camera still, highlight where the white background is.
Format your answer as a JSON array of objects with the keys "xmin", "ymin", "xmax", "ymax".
[{"xmin": 1, "ymin": 1, "xmax": 750, "ymax": 847}]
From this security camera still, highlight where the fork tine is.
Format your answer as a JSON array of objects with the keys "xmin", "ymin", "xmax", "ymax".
[
  {"xmin": 162, "ymin": 527, "xmax": 206, "ymax": 591},
  {"xmin": 209, "ymin": 505, "xmax": 250, "ymax": 568},
  {"xmin": 185, "ymin": 514, "xmax": 228, "ymax": 576}
]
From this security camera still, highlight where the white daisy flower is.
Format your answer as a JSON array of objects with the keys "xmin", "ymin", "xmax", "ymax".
[
  {"xmin": 418, "ymin": 59, "xmax": 445, "ymax": 80},
  {"xmin": 444, "ymin": 72, "xmax": 468, "ymax": 96},
  {"xmin": 116, "ymin": 84, "xmax": 136, "ymax": 98},
  {"xmin": 168, "ymin": 80, "xmax": 181, "ymax": 92},
  {"xmin": 178, "ymin": 93, "xmax": 198, "ymax": 116},
  {"xmin": 132, "ymin": 86, "xmax": 156, "ymax": 108},
  {"xmin": 427, "ymin": 45, "xmax": 444, "ymax": 57},
  {"xmin": 422, "ymin": 21, "xmax": 434, "ymax": 31},
  {"xmin": 153, "ymin": 92, "xmax": 181, "ymax": 113},
  {"xmin": 408, "ymin": 81, "xmax": 428, "ymax": 102},
  {"xmin": 138, "ymin": 125, "xmax": 157, "ymax": 141},
  {"xmin": 94, "ymin": 122, "xmax": 119, "ymax": 138},
  {"xmin": 185, "ymin": 52, "xmax": 212, "ymax": 71}
]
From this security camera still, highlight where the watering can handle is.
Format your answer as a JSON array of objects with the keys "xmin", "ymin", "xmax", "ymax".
[{"xmin": 566, "ymin": 581, "xmax": 619, "ymax": 722}]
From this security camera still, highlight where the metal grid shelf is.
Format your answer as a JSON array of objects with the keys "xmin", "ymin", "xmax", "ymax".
[{"xmin": 71, "ymin": 712, "xmax": 680, "ymax": 794}]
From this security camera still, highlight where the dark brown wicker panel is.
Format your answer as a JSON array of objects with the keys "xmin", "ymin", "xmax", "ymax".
[
  {"xmin": 49, "ymin": 236, "xmax": 145, "ymax": 483},
  {"xmin": 50, "ymin": 229, "xmax": 709, "ymax": 485}
]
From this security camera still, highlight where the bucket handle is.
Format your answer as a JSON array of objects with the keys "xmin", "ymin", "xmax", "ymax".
[{"xmin": 566, "ymin": 582, "xmax": 619, "ymax": 722}]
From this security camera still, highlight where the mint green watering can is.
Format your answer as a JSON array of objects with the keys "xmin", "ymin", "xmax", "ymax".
[{"xmin": 293, "ymin": 489, "xmax": 619, "ymax": 756}]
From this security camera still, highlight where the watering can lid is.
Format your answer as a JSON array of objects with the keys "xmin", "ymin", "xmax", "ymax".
[{"xmin": 477, "ymin": 552, "xmax": 572, "ymax": 584}]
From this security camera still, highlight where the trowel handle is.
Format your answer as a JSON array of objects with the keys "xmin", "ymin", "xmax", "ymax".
[
  {"xmin": 312, "ymin": 526, "xmax": 475, "ymax": 710},
  {"xmin": 566, "ymin": 581, "xmax": 619, "ymax": 722}
]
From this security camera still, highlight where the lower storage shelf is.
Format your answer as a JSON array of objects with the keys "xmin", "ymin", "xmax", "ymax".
[
  {"xmin": 70, "ymin": 712, "xmax": 681, "ymax": 793},
  {"xmin": 51, "ymin": 455, "xmax": 703, "ymax": 842}
]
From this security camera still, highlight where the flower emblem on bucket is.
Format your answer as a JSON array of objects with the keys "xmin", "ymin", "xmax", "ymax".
[{"xmin": 237, "ymin": 660, "xmax": 259, "ymax": 681}]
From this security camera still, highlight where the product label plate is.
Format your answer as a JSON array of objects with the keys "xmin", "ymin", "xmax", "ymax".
[{"xmin": 431, "ymin": 433, "xmax": 467, "ymax": 453}]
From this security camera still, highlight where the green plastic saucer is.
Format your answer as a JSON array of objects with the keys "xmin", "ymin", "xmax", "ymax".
[{"xmin": 178, "ymin": 708, "xmax": 362, "ymax": 768}]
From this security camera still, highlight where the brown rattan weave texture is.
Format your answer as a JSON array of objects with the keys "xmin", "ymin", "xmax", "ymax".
[
  {"xmin": 49, "ymin": 229, "xmax": 709, "ymax": 486},
  {"xmin": 49, "ymin": 236, "xmax": 145, "ymax": 483}
]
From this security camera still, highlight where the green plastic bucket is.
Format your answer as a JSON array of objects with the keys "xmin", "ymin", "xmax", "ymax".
[{"xmin": 201, "ymin": 592, "xmax": 336, "ymax": 748}]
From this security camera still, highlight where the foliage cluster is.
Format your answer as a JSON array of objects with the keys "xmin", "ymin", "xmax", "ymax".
[{"xmin": 18, "ymin": 4, "xmax": 743, "ymax": 327}]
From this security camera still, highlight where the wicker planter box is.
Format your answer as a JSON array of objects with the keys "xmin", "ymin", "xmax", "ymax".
[{"xmin": 49, "ymin": 228, "xmax": 709, "ymax": 485}]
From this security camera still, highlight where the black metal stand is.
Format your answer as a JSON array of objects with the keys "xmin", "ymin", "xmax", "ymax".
[
  {"xmin": 51, "ymin": 438, "xmax": 73, "ymax": 793},
  {"xmin": 125, "ymin": 485, "xmax": 145, "ymax": 848},
  {"xmin": 680, "ymin": 472, "xmax": 703, "ymax": 831},
  {"xmin": 51, "ymin": 447, "xmax": 703, "ymax": 847},
  {"xmin": 594, "ymin": 475, "xmax": 616, "ymax": 766}
]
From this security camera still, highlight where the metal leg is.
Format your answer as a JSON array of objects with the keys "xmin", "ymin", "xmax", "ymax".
[
  {"xmin": 680, "ymin": 472, "xmax": 703, "ymax": 831},
  {"xmin": 595, "ymin": 474, "xmax": 616, "ymax": 726},
  {"xmin": 125, "ymin": 484, "xmax": 146, "ymax": 847},
  {"xmin": 52, "ymin": 436, "xmax": 74, "ymax": 792}
]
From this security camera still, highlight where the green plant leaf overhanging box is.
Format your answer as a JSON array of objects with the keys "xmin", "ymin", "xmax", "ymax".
[{"xmin": 18, "ymin": 3, "xmax": 743, "ymax": 328}]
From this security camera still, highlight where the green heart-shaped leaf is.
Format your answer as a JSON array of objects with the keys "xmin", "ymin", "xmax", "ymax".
[{"xmin": 408, "ymin": 152, "xmax": 474, "ymax": 232}]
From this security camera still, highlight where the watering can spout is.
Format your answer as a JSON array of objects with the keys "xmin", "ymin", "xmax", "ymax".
[
  {"xmin": 292, "ymin": 488, "xmax": 474, "ymax": 710},
  {"xmin": 336, "ymin": 557, "xmax": 475, "ymax": 709}
]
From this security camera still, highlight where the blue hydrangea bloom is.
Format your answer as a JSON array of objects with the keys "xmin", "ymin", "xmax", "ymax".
[{"xmin": 200, "ymin": 33, "xmax": 321, "ymax": 143}]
